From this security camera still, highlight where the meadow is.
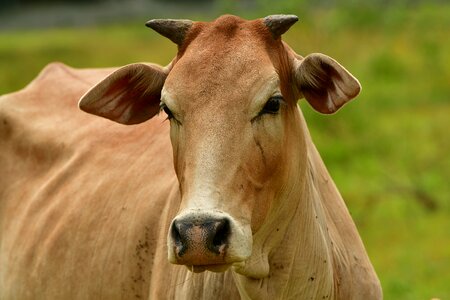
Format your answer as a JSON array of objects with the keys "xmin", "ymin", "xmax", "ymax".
[{"xmin": 0, "ymin": 3, "xmax": 449, "ymax": 299}]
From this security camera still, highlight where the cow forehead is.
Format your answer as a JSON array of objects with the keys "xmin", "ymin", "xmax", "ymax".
[
  {"xmin": 181, "ymin": 14, "xmax": 274, "ymax": 60},
  {"xmin": 163, "ymin": 15, "xmax": 284, "ymax": 109}
]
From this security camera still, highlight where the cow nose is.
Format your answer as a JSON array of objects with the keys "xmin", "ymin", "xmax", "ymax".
[{"xmin": 171, "ymin": 217, "xmax": 230, "ymax": 261}]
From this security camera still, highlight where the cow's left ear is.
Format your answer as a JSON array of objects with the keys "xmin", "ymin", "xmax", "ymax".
[
  {"xmin": 294, "ymin": 53, "xmax": 361, "ymax": 114},
  {"xmin": 79, "ymin": 63, "xmax": 167, "ymax": 124}
]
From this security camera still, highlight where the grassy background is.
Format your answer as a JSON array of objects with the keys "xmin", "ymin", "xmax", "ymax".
[{"xmin": 1, "ymin": 2, "xmax": 449, "ymax": 299}]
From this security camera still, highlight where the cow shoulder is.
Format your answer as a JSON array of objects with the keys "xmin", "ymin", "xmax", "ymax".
[
  {"xmin": 0, "ymin": 63, "xmax": 118, "ymax": 190},
  {"xmin": 26, "ymin": 62, "xmax": 117, "ymax": 92}
]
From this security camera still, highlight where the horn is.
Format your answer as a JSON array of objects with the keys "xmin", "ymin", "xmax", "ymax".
[
  {"xmin": 145, "ymin": 19, "xmax": 193, "ymax": 45},
  {"xmin": 263, "ymin": 14, "xmax": 299, "ymax": 38}
]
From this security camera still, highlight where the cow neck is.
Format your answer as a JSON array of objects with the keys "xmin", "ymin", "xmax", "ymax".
[{"xmin": 231, "ymin": 107, "xmax": 335, "ymax": 299}]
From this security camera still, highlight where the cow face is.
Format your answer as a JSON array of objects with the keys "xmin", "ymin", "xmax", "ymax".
[{"xmin": 79, "ymin": 15, "xmax": 360, "ymax": 274}]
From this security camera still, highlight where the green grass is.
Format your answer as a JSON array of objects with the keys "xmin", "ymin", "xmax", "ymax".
[
  {"xmin": 1, "ymin": 4, "xmax": 449, "ymax": 299},
  {"xmin": 0, "ymin": 22, "xmax": 175, "ymax": 94}
]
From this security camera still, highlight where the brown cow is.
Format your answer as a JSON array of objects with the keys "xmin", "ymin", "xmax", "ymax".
[{"xmin": 0, "ymin": 15, "xmax": 382, "ymax": 299}]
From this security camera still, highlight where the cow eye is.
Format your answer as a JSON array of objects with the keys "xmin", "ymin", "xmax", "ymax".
[
  {"xmin": 261, "ymin": 96, "xmax": 283, "ymax": 115},
  {"xmin": 160, "ymin": 102, "xmax": 174, "ymax": 120}
]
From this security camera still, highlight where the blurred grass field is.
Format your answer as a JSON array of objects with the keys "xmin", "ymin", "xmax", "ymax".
[{"xmin": 0, "ymin": 3, "xmax": 449, "ymax": 299}]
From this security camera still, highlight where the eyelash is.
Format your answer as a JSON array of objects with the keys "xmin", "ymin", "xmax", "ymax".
[{"xmin": 160, "ymin": 102, "xmax": 174, "ymax": 120}]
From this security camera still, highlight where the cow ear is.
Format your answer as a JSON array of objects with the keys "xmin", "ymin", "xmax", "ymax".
[
  {"xmin": 294, "ymin": 53, "xmax": 361, "ymax": 114},
  {"xmin": 79, "ymin": 63, "xmax": 167, "ymax": 124}
]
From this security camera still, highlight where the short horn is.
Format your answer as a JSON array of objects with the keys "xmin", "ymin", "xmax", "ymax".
[
  {"xmin": 263, "ymin": 14, "xmax": 299, "ymax": 38},
  {"xmin": 145, "ymin": 19, "xmax": 193, "ymax": 45}
]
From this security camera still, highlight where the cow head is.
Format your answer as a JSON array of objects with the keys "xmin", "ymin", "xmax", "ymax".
[{"xmin": 79, "ymin": 15, "xmax": 360, "ymax": 276}]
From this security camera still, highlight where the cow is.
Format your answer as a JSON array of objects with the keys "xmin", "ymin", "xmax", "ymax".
[{"xmin": 0, "ymin": 15, "xmax": 382, "ymax": 299}]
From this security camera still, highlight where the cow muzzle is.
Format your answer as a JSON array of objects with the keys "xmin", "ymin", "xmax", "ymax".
[{"xmin": 168, "ymin": 210, "xmax": 252, "ymax": 270}]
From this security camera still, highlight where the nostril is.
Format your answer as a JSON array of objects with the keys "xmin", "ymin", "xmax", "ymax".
[
  {"xmin": 209, "ymin": 218, "xmax": 230, "ymax": 254},
  {"xmin": 171, "ymin": 221, "xmax": 181, "ymax": 243},
  {"xmin": 171, "ymin": 220, "xmax": 187, "ymax": 257}
]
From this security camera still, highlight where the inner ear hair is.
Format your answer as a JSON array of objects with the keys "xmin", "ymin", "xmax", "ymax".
[{"xmin": 295, "ymin": 53, "xmax": 361, "ymax": 114}]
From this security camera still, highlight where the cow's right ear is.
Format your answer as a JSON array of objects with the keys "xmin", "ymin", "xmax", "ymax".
[{"xmin": 79, "ymin": 63, "xmax": 167, "ymax": 125}]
